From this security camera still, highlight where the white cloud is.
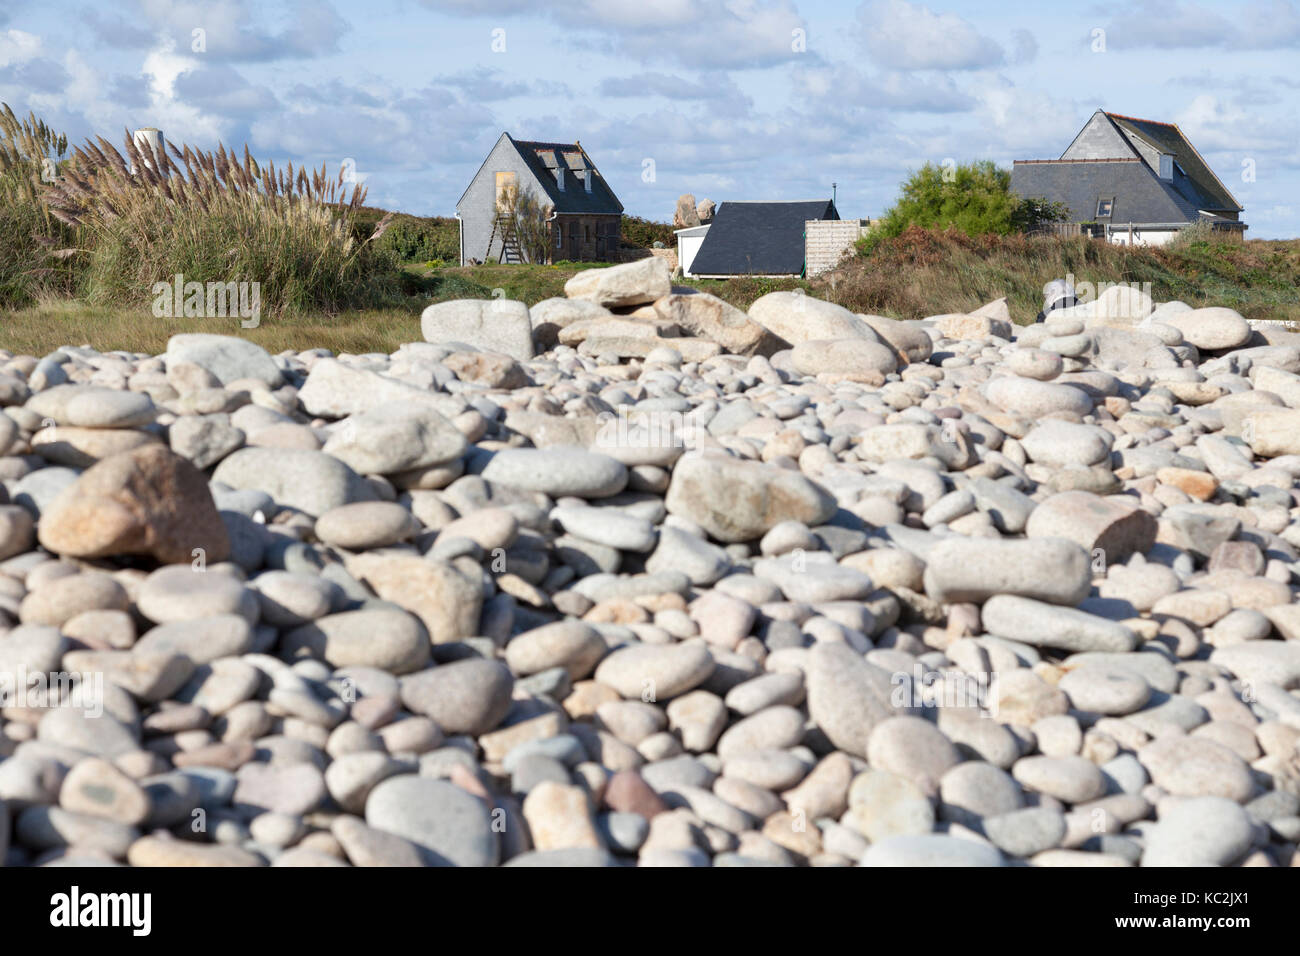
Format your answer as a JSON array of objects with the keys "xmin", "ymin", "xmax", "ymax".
[
  {"xmin": 1104, "ymin": 0, "xmax": 1300, "ymax": 50},
  {"xmin": 0, "ymin": 28, "xmax": 42, "ymax": 68},
  {"xmin": 969, "ymin": 81, "xmax": 1083, "ymax": 155},
  {"xmin": 419, "ymin": 0, "xmax": 809, "ymax": 67},
  {"xmin": 1175, "ymin": 93, "xmax": 1299, "ymax": 162},
  {"xmin": 134, "ymin": 0, "xmax": 348, "ymax": 61},
  {"xmin": 790, "ymin": 63, "xmax": 974, "ymax": 112},
  {"xmin": 858, "ymin": 0, "xmax": 1005, "ymax": 70},
  {"xmin": 136, "ymin": 35, "xmax": 224, "ymax": 142}
]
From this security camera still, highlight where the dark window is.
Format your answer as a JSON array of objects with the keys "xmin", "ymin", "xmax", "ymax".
[{"xmin": 1096, "ymin": 198, "xmax": 1114, "ymax": 218}]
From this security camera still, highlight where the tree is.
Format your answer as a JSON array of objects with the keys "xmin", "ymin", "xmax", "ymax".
[
  {"xmin": 497, "ymin": 182, "xmax": 553, "ymax": 264},
  {"xmin": 872, "ymin": 160, "xmax": 1066, "ymax": 241}
]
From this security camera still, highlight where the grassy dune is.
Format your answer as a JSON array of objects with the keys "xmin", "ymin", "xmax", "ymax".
[
  {"xmin": 815, "ymin": 228, "xmax": 1300, "ymax": 325},
  {"xmin": 3, "ymin": 232, "xmax": 1297, "ymax": 357}
]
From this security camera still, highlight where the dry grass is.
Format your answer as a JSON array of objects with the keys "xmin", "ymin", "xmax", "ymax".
[
  {"xmin": 0, "ymin": 299, "xmax": 421, "ymax": 357},
  {"xmin": 819, "ymin": 227, "xmax": 1300, "ymax": 324},
  {"xmin": 0, "ymin": 105, "xmax": 76, "ymax": 307},
  {"xmin": 48, "ymin": 132, "xmax": 399, "ymax": 316},
  {"xmin": 7, "ymin": 230, "xmax": 1300, "ymax": 357}
]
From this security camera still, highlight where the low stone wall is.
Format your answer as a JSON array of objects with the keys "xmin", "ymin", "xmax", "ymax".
[
  {"xmin": 615, "ymin": 246, "xmax": 679, "ymax": 272},
  {"xmin": 805, "ymin": 219, "xmax": 870, "ymax": 277}
]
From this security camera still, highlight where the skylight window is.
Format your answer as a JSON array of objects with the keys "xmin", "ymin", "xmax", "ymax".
[{"xmin": 1096, "ymin": 198, "xmax": 1114, "ymax": 218}]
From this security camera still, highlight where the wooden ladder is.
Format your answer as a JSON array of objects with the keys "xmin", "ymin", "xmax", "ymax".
[{"xmin": 487, "ymin": 213, "xmax": 523, "ymax": 264}]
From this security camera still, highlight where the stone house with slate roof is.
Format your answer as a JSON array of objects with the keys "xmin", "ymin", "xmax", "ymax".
[
  {"xmin": 1011, "ymin": 110, "xmax": 1246, "ymax": 246},
  {"xmin": 456, "ymin": 132, "xmax": 624, "ymax": 265}
]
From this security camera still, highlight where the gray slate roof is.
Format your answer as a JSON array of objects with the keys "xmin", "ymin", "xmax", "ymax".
[
  {"xmin": 688, "ymin": 200, "xmax": 838, "ymax": 276},
  {"xmin": 1011, "ymin": 158, "xmax": 1206, "ymax": 226},
  {"xmin": 511, "ymin": 136, "xmax": 623, "ymax": 216},
  {"xmin": 1102, "ymin": 113, "xmax": 1241, "ymax": 213}
]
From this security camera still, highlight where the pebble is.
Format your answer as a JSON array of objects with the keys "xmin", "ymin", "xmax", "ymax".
[
  {"xmin": 365, "ymin": 775, "xmax": 499, "ymax": 866},
  {"xmin": 922, "ymin": 537, "xmax": 1090, "ymax": 606},
  {"xmin": 284, "ymin": 609, "xmax": 431, "ymax": 674},
  {"xmin": 315, "ymin": 501, "xmax": 418, "ymax": 550},
  {"xmin": 982, "ymin": 596, "xmax": 1138, "ymax": 653},
  {"xmin": 1010, "ymin": 755, "xmax": 1107, "ymax": 804},
  {"xmin": 664, "ymin": 453, "xmax": 837, "ymax": 543},
  {"xmin": 1137, "ymin": 736, "xmax": 1255, "ymax": 802},
  {"xmin": 593, "ymin": 642, "xmax": 715, "ymax": 701},
  {"xmin": 1140, "ymin": 797, "xmax": 1254, "ymax": 866},
  {"xmin": 481, "ymin": 447, "xmax": 627, "ymax": 499},
  {"xmin": 399, "ymin": 659, "xmax": 514, "ymax": 735},
  {"xmin": 212, "ymin": 447, "xmax": 378, "ymax": 517},
  {"xmin": 982, "ymin": 806, "xmax": 1066, "ymax": 857},
  {"xmin": 860, "ymin": 834, "xmax": 1003, "ymax": 867},
  {"xmin": 865, "ymin": 716, "xmax": 961, "ymax": 795}
]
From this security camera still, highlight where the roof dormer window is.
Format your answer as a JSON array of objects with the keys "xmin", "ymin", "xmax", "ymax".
[
  {"xmin": 555, "ymin": 167, "xmax": 565, "ymax": 191},
  {"xmin": 584, "ymin": 169, "xmax": 593, "ymax": 193}
]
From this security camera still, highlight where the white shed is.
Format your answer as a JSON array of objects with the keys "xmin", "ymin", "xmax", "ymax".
[{"xmin": 675, "ymin": 224, "xmax": 711, "ymax": 278}]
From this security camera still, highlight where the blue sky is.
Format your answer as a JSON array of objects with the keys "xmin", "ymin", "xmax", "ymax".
[{"xmin": 2, "ymin": 0, "xmax": 1297, "ymax": 237}]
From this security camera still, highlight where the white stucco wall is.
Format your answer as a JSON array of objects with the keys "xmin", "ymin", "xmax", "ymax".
[
  {"xmin": 677, "ymin": 232, "xmax": 709, "ymax": 277},
  {"xmin": 1106, "ymin": 227, "xmax": 1179, "ymax": 247}
]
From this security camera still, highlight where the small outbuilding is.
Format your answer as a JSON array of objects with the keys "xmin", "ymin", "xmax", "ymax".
[{"xmin": 686, "ymin": 199, "xmax": 839, "ymax": 278}]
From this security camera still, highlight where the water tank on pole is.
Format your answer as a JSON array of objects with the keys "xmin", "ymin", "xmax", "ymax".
[{"xmin": 131, "ymin": 128, "xmax": 165, "ymax": 173}]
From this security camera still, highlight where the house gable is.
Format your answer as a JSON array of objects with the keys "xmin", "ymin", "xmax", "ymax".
[
  {"xmin": 455, "ymin": 132, "xmax": 551, "ymax": 214},
  {"xmin": 1060, "ymin": 110, "xmax": 1139, "ymax": 162}
]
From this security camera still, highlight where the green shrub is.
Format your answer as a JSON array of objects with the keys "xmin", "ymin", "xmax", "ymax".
[
  {"xmin": 869, "ymin": 161, "xmax": 1067, "ymax": 243},
  {"xmin": 621, "ymin": 215, "xmax": 675, "ymax": 248},
  {"xmin": 361, "ymin": 212, "xmax": 459, "ymax": 263}
]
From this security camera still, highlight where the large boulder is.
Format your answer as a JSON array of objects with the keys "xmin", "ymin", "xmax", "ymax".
[
  {"xmin": 38, "ymin": 445, "xmax": 230, "ymax": 564},
  {"xmin": 748, "ymin": 292, "xmax": 884, "ymax": 345},
  {"xmin": 420, "ymin": 299, "xmax": 533, "ymax": 360},
  {"xmin": 563, "ymin": 259, "xmax": 672, "ymax": 308},
  {"xmin": 791, "ymin": 338, "xmax": 898, "ymax": 378},
  {"xmin": 652, "ymin": 292, "xmax": 783, "ymax": 356},
  {"xmin": 297, "ymin": 358, "xmax": 463, "ymax": 419},
  {"xmin": 664, "ymin": 452, "xmax": 837, "ymax": 543},
  {"xmin": 165, "ymin": 334, "xmax": 283, "ymax": 388},
  {"xmin": 529, "ymin": 297, "xmax": 612, "ymax": 350},
  {"xmin": 937, "ymin": 298, "xmax": 1014, "ymax": 340},
  {"xmin": 673, "ymin": 194, "xmax": 700, "ymax": 228}
]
